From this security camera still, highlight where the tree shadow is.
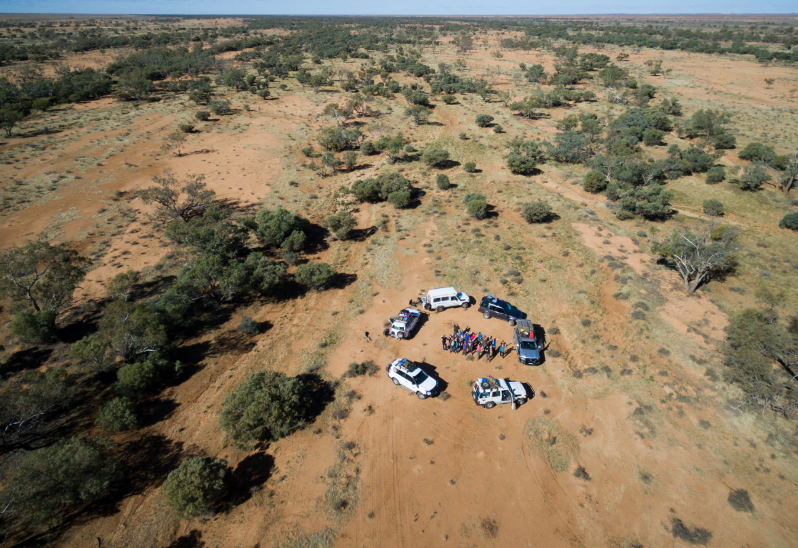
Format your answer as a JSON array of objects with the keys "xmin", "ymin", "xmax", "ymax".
[
  {"xmin": 165, "ymin": 530, "xmax": 205, "ymax": 548},
  {"xmin": 228, "ymin": 452, "xmax": 275, "ymax": 507},
  {"xmin": 329, "ymin": 272, "xmax": 358, "ymax": 290},
  {"xmin": 348, "ymin": 226, "xmax": 377, "ymax": 242},
  {"xmin": 137, "ymin": 396, "xmax": 180, "ymax": 428},
  {"xmin": 0, "ymin": 347, "xmax": 53, "ymax": 377},
  {"xmin": 296, "ymin": 372, "xmax": 335, "ymax": 424},
  {"xmin": 184, "ymin": 148, "xmax": 215, "ymax": 156}
]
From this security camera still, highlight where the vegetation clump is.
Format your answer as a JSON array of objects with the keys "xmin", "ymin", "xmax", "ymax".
[{"xmin": 163, "ymin": 457, "xmax": 228, "ymax": 519}]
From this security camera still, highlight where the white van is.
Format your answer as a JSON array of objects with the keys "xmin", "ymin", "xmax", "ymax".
[{"xmin": 419, "ymin": 287, "xmax": 471, "ymax": 312}]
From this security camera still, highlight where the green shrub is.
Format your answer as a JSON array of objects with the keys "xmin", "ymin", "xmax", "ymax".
[
  {"xmin": 344, "ymin": 360, "xmax": 378, "ymax": 377},
  {"xmin": 464, "ymin": 192, "xmax": 486, "ymax": 206},
  {"xmin": 163, "ymin": 457, "xmax": 228, "ymax": 519},
  {"xmin": 506, "ymin": 153, "xmax": 536, "ymax": 175},
  {"xmin": 321, "ymin": 210, "xmax": 357, "ymax": 240},
  {"xmin": 464, "ymin": 162, "xmax": 477, "ymax": 173},
  {"xmin": 521, "ymin": 201, "xmax": 554, "ymax": 223},
  {"xmin": 493, "ymin": 125, "xmax": 503, "ymax": 134},
  {"xmin": 254, "ymin": 208, "xmax": 310, "ymax": 249},
  {"xmin": 95, "ymin": 397, "xmax": 137, "ymax": 431},
  {"xmin": 220, "ymin": 370, "xmax": 312, "ymax": 447},
  {"xmin": 642, "ymin": 128, "xmax": 665, "ymax": 146},
  {"xmin": 238, "ymin": 316, "xmax": 260, "ymax": 334},
  {"xmin": 702, "ymin": 199, "xmax": 725, "ymax": 217},
  {"xmin": 195, "ymin": 111, "xmax": 210, "ymax": 121},
  {"xmin": 387, "ymin": 190, "xmax": 412, "ymax": 208},
  {"xmin": 475, "ymin": 114, "xmax": 494, "ymax": 127},
  {"xmin": 360, "ymin": 140, "xmax": 375, "ymax": 155},
  {"xmin": 70, "ymin": 335, "xmax": 111, "ymax": 371},
  {"xmin": 295, "ymin": 262, "xmax": 336, "ymax": 290},
  {"xmin": 458, "ymin": 132, "xmax": 468, "ymax": 140},
  {"xmin": 11, "ymin": 310, "xmax": 57, "ymax": 344},
  {"xmin": 583, "ymin": 170, "xmax": 607, "ymax": 193},
  {"xmin": 435, "ymin": 174, "xmax": 451, "ymax": 190},
  {"xmin": 735, "ymin": 165, "xmax": 770, "ymax": 191},
  {"xmin": 705, "ymin": 166, "xmax": 725, "ymax": 184},
  {"xmin": 301, "ymin": 146, "xmax": 316, "ymax": 158},
  {"xmin": 422, "ymin": 148, "xmax": 451, "ymax": 168},
  {"xmin": 442, "ymin": 94, "xmax": 457, "ymax": 104},
  {"xmin": 466, "ymin": 200, "xmax": 488, "ymax": 219},
  {"xmin": 178, "ymin": 124, "xmax": 194, "ymax": 133},
  {"xmin": 780, "ymin": 212, "xmax": 798, "ymax": 230}
]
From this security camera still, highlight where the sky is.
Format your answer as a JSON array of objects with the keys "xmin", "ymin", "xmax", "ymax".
[{"xmin": 1, "ymin": 0, "xmax": 796, "ymax": 15}]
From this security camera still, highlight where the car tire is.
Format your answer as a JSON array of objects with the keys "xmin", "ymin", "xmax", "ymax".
[
  {"xmin": 392, "ymin": 378, "xmax": 400, "ymax": 385},
  {"xmin": 383, "ymin": 328, "xmax": 390, "ymax": 337},
  {"xmin": 417, "ymin": 393, "xmax": 427, "ymax": 400},
  {"xmin": 509, "ymin": 318, "xmax": 516, "ymax": 326},
  {"xmin": 483, "ymin": 312, "xmax": 490, "ymax": 319},
  {"xmin": 485, "ymin": 402, "xmax": 495, "ymax": 409},
  {"xmin": 436, "ymin": 306, "xmax": 444, "ymax": 313},
  {"xmin": 517, "ymin": 398, "xmax": 527, "ymax": 405},
  {"xmin": 462, "ymin": 303, "xmax": 470, "ymax": 309},
  {"xmin": 423, "ymin": 303, "xmax": 431, "ymax": 311},
  {"xmin": 396, "ymin": 332, "xmax": 404, "ymax": 339}
]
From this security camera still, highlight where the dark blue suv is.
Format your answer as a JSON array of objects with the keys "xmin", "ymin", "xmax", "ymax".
[{"xmin": 478, "ymin": 295, "xmax": 525, "ymax": 326}]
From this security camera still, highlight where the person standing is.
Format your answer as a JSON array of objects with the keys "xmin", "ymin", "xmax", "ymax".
[
  {"xmin": 441, "ymin": 335, "xmax": 448, "ymax": 351},
  {"xmin": 491, "ymin": 338, "xmax": 497, "ymax": 359},
  {"xmin": 499, "ymin": 341, "xmax": 506, "ymax": 358}
]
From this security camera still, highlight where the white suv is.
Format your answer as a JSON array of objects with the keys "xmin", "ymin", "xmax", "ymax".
[
  {"xmin": 471, "ymin": 377, "xmax": 528, "ymax": 409},
  {"xmin": 386, "ymin": 358, "xmax": 439, "ymax": 399},
  {"xmin": 420, "ymin": 287, "xmax": 471, "ymax": 312}
]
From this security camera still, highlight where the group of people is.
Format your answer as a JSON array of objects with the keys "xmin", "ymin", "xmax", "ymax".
[{"xmin": 441, "ymin": 324, "xmax": 511, "ymax": 362}]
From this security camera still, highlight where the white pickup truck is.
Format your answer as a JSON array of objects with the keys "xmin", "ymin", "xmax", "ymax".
[
  {"xmin": 419, "ymin": 287, "xmax": 471, "ymax": 312},
  {"xmin": 471, "ymin": 376, "xmax": 529, "ymax": 409},
  {"xmin": 384, "ymin": 308, "xmax": 421, "ymax": 339}
]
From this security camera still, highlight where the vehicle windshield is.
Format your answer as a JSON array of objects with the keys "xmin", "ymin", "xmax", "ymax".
[
  {"xmin": 520, "ymin": 340, "xmax": 538, "ymax": 350},
  {"xmin": 412, "ymin": 370, "xmax": 429, "ymax": 385}
]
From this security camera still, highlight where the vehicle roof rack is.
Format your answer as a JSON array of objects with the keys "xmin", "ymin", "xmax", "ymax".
[
  {"xmin": 395, "ymin": 359, "xmax": 415, "ymax": 373},
  {"xmin": 477, "ymin": 376, "xmax": 500, "ymax": 390}
]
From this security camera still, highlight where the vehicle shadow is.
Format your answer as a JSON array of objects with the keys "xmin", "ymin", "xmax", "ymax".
[
  {"xmin": 533, "ymin": 324, "xmax": 547, "ymax": 365},
  {"xmin": 416, "ymin": 361, "xmax": 448, "ymax": 395},
  {"xmin": 521, "ymin": 382, "xmax": 536, "ymax": 402}
]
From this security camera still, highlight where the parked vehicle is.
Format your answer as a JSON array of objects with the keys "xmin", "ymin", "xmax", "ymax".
[
  {"xmin": 513, "ymin": 319, "xmax": 541, "ymax": 365},
  {"xmin": 478, "ymin": 295, "xmax": 525, "ymax": 325},
  {"xmin": 420, "ymin": 287, "xmax": 471, "ymax": 312},
  {"xmin": 471, "ymin": 376, "xmax": 528, "ymax": 408},
  {"xmin": 386, "ymin": 358, "xmax": 439, "ymax": 399},
  {"xmin": 384, "ymin": 308, "xmax": 421, "ymax": 339}
]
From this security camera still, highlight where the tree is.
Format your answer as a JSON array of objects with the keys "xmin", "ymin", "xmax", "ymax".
[
  {"xmin": 616, "ymin": 184, "xmax": 673, "ymax": 220},
  {"xmin": 0, "ymin": 369, "xmax": 74, "ymax": 447},
  {"xmin": 163, "ymin": 457, "xmax": 228, "ymax": 519},
  {"xmin": 735, "ymin": 165, "xmax": 770, "ymax": 191},
  {"xmin": 161, "ymin": 131, "xmax": 187, "ymax": 157},
  {"xmin": 0, "ymin": 437, "xmax": 115, "ymax": 528},
  {"xmin": 475, "ymin": 114, "xmax": 494, "ymax": 127},
  {"xmin": 69, "ymin": 335, "xmax": 112, "ymax": 371},
  {"xmin": 436, "ymin": 174, "xmax": 451, "ymax": 190},
  {"xmin": 321, "ymin": 211, "xmax": 357, "ymax": 240},
  {"xmin": 777, "ymin": 152, "xmax": 798, "ymax": 194},
  {"xmin": 422, "ymin": 148, "xmax": 450, "ymax": 168},
  {"xmin": 687, "ymin": 109, "xmax": 733, "ymax": 149},
  {"xmin": 220, "ymin": 370, "xmax": 312, "ymax": 448},
  {"xmin": 521, "ymin": 201, "xmax": 554, "ymax": 223},
  {"xmin": 544, "ymin": 131, "xmax": 592, "ymax": 163},
  {"xmin": 703, "ymin": 199, "xmax": 725, "ymax": 217},
  {"xmin": 137, "ymin": 170, "xmax": 217, "ymax": 222},
  {"xmin": 164, "ymin": 207, "xmax": 246, "ymax": 260},
  {"xmin": 98, "ymin": 300, "xmax": 169, "ymax": 360},
  {"xmin": 254, "ymin": 208, "xmax": 310, "ymax": 249},
  {"xmin": 387, "ymin": 190, "xmax": 412, "ymax": 208},
  {"xmin": 706, "ymin": 166, "xmax": 726, "ymax": 184},
  {"xmin": 373, "ymin": 133, "xmax": 405, "ymax": 161},
  {"xmin": 244, "ymin": 253, "xmax": 287, "ymax": 295},
  {"xmin": 342, "ymin": 151, "xmax": 357, "ymax": 171},
  {"xmin": 317, "ymin": 126, "xmax": 364, "ymax": 151},
  {"xmin": 405, "ymin": 104, "xmax": 430, "ymax": 125},
  {"xmin": 0, "ymin": 240, "xmax": 86, "ymax": 315},
  {"xmin": 466, "ymin": 200, "xmax": 488, "ymax": 219},
  {"xmin": 507, "ymin": 154, "xmax": 536, "ymax": 175},
  {"xmin": 295, "ymin": 262, "xmax": 336, "ymax": 290},
  {"xmin": 95, "ymin": 397, "xmax": 137, "ymax": 431},
  {"xmin": 0, "ymin": 107, "xmax": 23, "ymax": 136},
  {"xmin": 652, "ymin": 222, "xmax": 738, "ymax": 292}
]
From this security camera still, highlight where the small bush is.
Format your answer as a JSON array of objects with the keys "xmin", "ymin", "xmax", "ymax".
[
  {"xmin": 301, "ymin": 146, "xmax": 316, "ymax": 158},
  {"xmin": 238, "ymin": 316, "xmax": 260, "ymax": 335},
  {"xmin": 506, "ymin": 154, "xmax": 536, "ymax": 175},
  {"xmin": 583, "ymin": 170, "xmax": 607, "ymax": 193},
  {"xmin": 521, "ymin": 201, "xmax": 554, "ymax": 223},
  {"xmin": 642, "ymin": 128, "xmax": 665, "ymax": 146},
  {"xmin": 466, "ymin": 200, "xmax": 488, "ymax": 219},
  {"xmin": 95, "ymin": 397, "xmax": 137, "ymax": 432},
  {"xmin": 464, "ymin": 192, "xmax": 486, "ymax": 206},
  {"xmin": 163, "ymin": 457, "xmax": 228, "ymax": 519},
  {"xmin": 475, "ymin": 114, "xmax": 494, "ymax": 127},
  {"xmin": 422, "ymin": 148, "xmax": 450, "ymax": 168},
  {"xmin": 493, "ymin": 124, "xmax": 503, "ymax": 134},
  {"xmin": 458, "ymin": 132, "xmax": 468, "ymax": 140},
  {"xmin": 322, "ymin": 210, "xmax": 357, "ymax": 240},
  {"xmin": 442, "ymin": 94, "xmax": 457, "ymax": 104},
  {"xmin": 11, "ymin": 310, "xmax": 56, "ymax": 344},
  {"xmin": 435, "ymin": 174, "xmax": 451, "ymax": 190},
  {"xmin": 780, "ymin": 212, "xmax": 798, "ymax": 231},
  {"xmin": 178, "ymin": 124, "xmax": 194, "ymax": 133},
  {"xmin": 727, "ymin": 489, "xmax": 755, "ymax": 513},
  {"xmin": 670, "ymin": 517, "xmax": 712, "ymax": 546},
  {"xmin": 464, "ymin": 162, "xmax": 477, "ymax": 173},
  {"xmin": 195, "ymin": 111, "xmax": 210, "ymax": 121},
  {"xmin": 345, "ymin": 360, "xmax": 378, "ymax": 377},
  {"xmin": 705, "ymin": 166, "xmax": 725, "ymax": 184},
  {"xmin": 702, "ymin": 199, "xmax": 724, "ymax": 217}
]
